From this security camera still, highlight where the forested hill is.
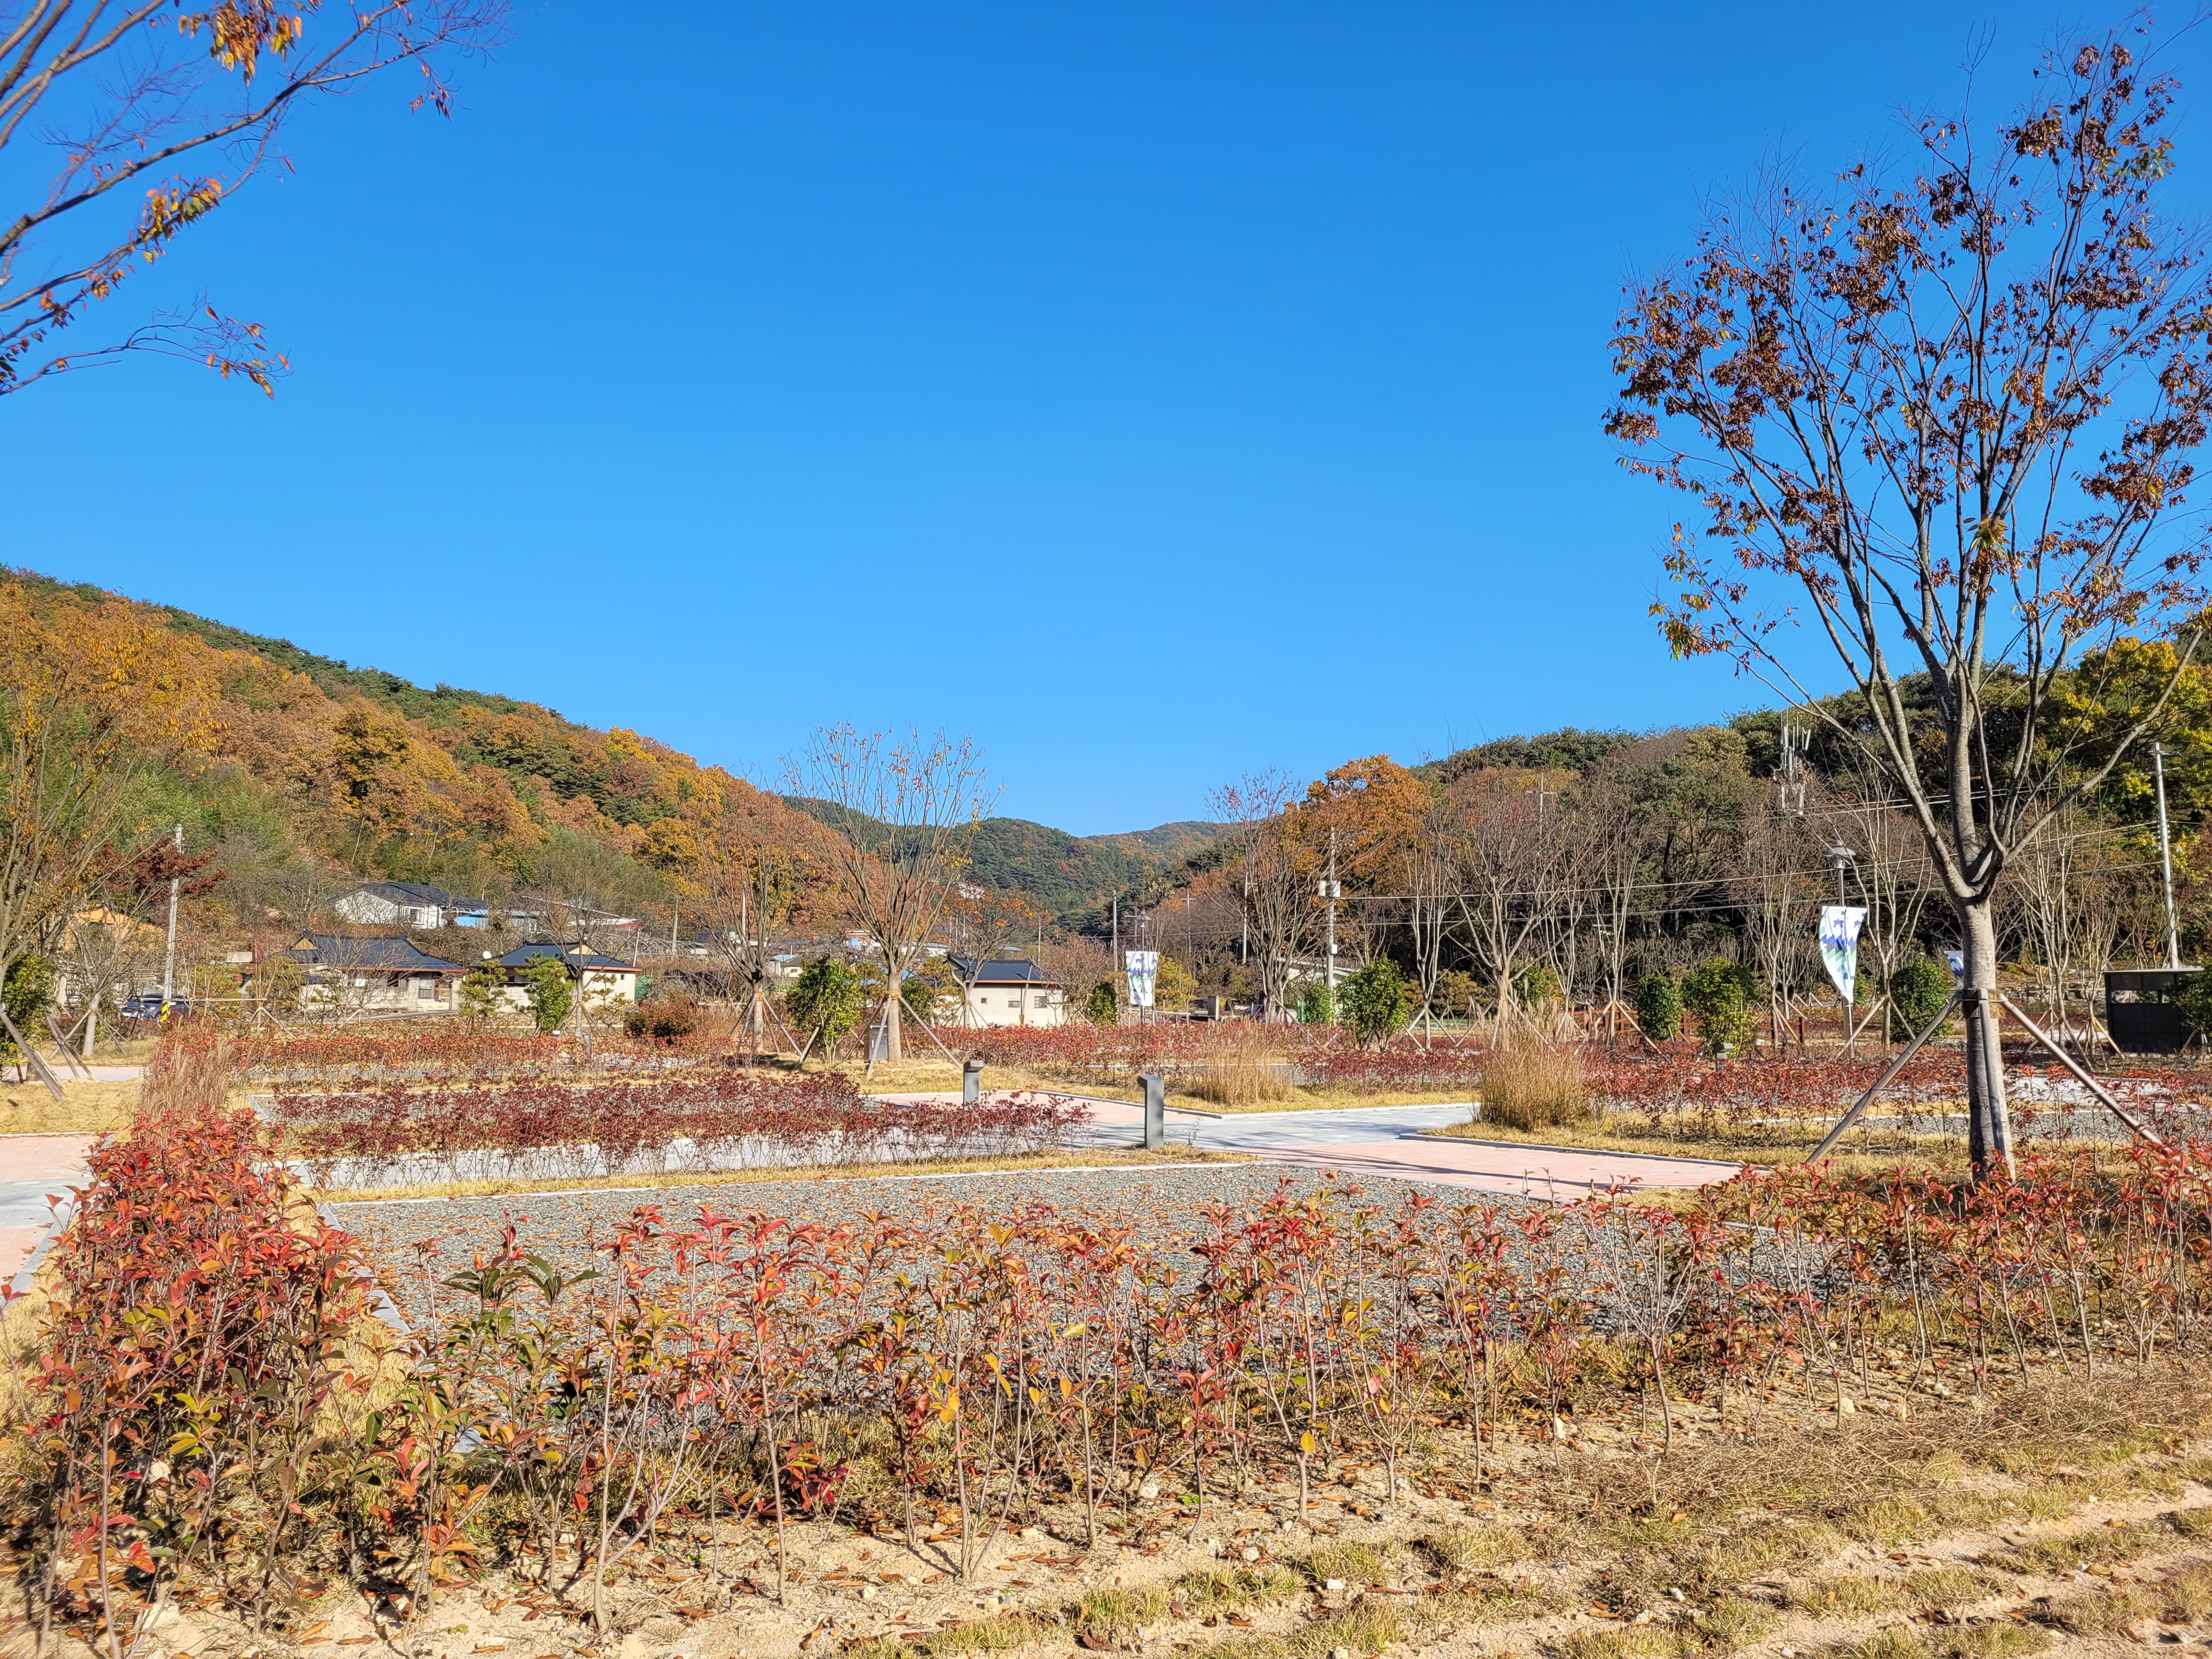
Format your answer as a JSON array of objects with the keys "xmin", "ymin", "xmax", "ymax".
[
  {"xmin": 964, "ymin": 816, "xmax": 1224, "ymax": 928},
  {"xmin": 778, "ymin": 801, "xmax": 1224, "ymax": 930},
  {"xmin": 7, "ymin": 567, "xmax": 1221, "ymax": 934}
]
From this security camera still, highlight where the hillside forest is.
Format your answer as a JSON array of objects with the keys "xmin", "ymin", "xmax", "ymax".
[{"xmin": 3, "ymin": 567, "xmax": 2210, "ymax": 1037}]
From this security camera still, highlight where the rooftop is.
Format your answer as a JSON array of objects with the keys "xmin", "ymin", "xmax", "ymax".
[
  {"xmin": 341, "ymin": 880, "xmax": 486, "ymax": 909},
  {"xmin": 949, "ymin": 957, "xmax": 1061, "ymax": 986},
  {"xmin": 290, "ymin": 932, "xmax": 468, "ymax": 973},
  {"xmin": 494, "ymin": 940, "xmax": 639, "ymax": 973}
]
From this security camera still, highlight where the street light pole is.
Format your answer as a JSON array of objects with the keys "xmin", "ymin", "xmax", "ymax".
[
  {"xmin": 2155, "ymin": 742, "xmax": 2182, "ymax": 970},
  {"xmin": 160, "ymin": 824, "xmax": 182, "ymax": 1005},
  {"xmin": 1323, "ymin": 828, "xmax": 1340, "ymax": 1001}
]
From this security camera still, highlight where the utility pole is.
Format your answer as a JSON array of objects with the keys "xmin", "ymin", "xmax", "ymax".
[
  {"xmin": 1323, "ymin": 827, "xmax": 1340, "ymax": 1000},
  {"xmin": 1111, "ymin": 898, "xmax": 1118, "ymax": 969},
  {"xmin": 160, "ymin": 823, "xmax": 182, "ymax": 1004},
  {"xmin": 2155, "ymin": 742, "xmax": 2182, "ymax": 969}
]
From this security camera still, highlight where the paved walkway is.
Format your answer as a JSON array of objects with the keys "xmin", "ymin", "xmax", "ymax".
[
  {"xmin": 0, "ymin": 1134, "xmax": 94, "ymax": 1293},
  {"xmin": 880, "ymin": 1093, "xmax": 1742, "ymax": 1199}
]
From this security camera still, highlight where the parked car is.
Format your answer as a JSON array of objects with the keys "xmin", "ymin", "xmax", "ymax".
[{"xmin": 120, "ymin": 994, "xmax": 190, "ymax": 1022}]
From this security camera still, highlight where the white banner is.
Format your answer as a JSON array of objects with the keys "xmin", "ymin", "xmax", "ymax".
[
  {"xmin": 1818, "ymin": 905, "xmax": 1867, "ymax": 1002},
  {"xmin": 1125, "ymin": 950, "xmax": 1159, "ymax": 1010}
]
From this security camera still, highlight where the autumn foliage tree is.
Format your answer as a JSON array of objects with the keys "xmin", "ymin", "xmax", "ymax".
[
  {"xmin": 0, "ymin": 583, "xmax": 220, "ymax": 998},
  {"xmin": 0, "ymin": 0, "xmax": 506, "ymax": 396},
  {"xmin": 1608, "ymin": 27, "xmax": 2212, "ymax": 1176}
]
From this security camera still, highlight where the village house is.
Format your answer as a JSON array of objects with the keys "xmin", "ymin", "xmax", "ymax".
[
  {"xmin": 330, "ymin": 882, "xmax": 558, "ymax": 931},
  {"xmin": 288, "ymin": 932, "xmax": 470, "ymax": 1012},
  {"xmin": 486, "ymin": 940, "xmax": 642, "ymax": 1009},
  {"xmin": 331, "ymin": 881, "xmax": 481, "ymax": 930},
  {"xmin": 948, "ymin": 957, "xmax": 1065, "ymax": 1028}
]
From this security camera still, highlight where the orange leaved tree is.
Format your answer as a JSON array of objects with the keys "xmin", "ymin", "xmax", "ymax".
[{"xmin": 1, "ymin": 0, "xmax": 505, "ymax": 396}]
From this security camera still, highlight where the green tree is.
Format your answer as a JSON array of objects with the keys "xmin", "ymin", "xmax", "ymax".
[
  {"xmin": 900, "ymin": 970, "xmax": 941, "ymax": 1028},
  {"xmin": 1154, "ymin": 956, "xmax": 1197, "ymax": 1012},
  {"xmin": 1430, "ymin": 967, "xmax": 1480, "ymax": 1019},
  {"xmin": 458, "ymin": 964, "xmax": 505, "ymax": 1022},
  {"xmin": 1633, "ymin": 973, "xmax": 1681, "ymax": 1043},
  {"xmin": 2177, "ymin": 969, "xmax": 2212, "ymax": 1042},
  {"xmin": 1342, "ymin": 959, "xmax": 1411, "ymax": 1047},
  {"xmin": 1681, "ymin": 958, "xmax": 1757, "ymax": 1058},
  {"xmin": 0, "ymin": 953, "xmax": 55, "ymax": 1065},
  {"xmin": 1511, "ymin": 961, "xmax": 1562, "ymax": 1007},
  {"xmin": 1888, "ymin": 960, "xmax": 1955, "ymax": 1042},
  {"xmin": 1296, "ymin": 981, "xmax": 1336, "ymax": 1026},
  {"xmin": 517, "ymin": 957, "xmax": 572, "ymax": 1034},
  {"xmin": 1084, "ymin": 980, "xmax": 1119, "ymax": 1026},
  {"xmin": 788, "ymin": 956, "xmax": 863, "ymax": 1048}
]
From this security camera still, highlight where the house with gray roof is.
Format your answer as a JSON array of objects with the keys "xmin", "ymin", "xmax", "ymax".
[
  {"xmin": 487, "ymin": 940, "xmax": 642, "ymax": 1009},
  {"xmin": 947, "ymin": 957, "xmax": 1064, "ymax": 1028},
  {"xmin": 289, "ymin": 932, "xmax": 470, "ymax": 1013}
]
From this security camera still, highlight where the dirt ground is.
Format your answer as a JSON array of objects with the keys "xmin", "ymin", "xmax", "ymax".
[{"xmin": 24, "ymin": 1359, "xmax": 2205, "ymax": 1659}]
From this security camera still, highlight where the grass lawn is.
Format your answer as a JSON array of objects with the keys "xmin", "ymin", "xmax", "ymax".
[
  {"xmin": 834, "ymin": 1056, "xmax": 1477, "ymax": 1114},
  {"xmin": 0, "ymin": 1074, "xmax": 140, "ymax": 1136}
]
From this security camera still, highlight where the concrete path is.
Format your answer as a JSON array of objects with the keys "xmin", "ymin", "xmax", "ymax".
[
  {"xmin": 0, "ymin": 1134, "xmax": 94, "ymax": 1293},
  {"xmin": 880, "ymin": 1092, "xmax": 1742, "ymax": 1200}
]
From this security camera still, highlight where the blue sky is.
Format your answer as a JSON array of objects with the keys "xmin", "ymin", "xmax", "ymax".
[{"xmin": 11, "ymin": 3, "xmax": 2211, "ymax": 834}]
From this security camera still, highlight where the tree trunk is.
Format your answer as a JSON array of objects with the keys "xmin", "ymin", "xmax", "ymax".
[
  {"xmin": 884, "ymin": 988, "xmax": 905, "ymax": 1063},
  {"xmin": 1957, "ymin": 896, "xmax": 2014, "ymax": 1181}
]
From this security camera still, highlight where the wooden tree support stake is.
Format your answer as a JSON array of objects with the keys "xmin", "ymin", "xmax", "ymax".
[
  {"xmin": 1996, "ymin": 994, "xmax": 2163, "ymax": 1147},
  {"xmin": 1807, "ymin": 990, "xmax": 1960, "ymax": 1163},
  {"xmin": 0, "ymin": 1006, "xmax": 67, "ymax": 1103}
]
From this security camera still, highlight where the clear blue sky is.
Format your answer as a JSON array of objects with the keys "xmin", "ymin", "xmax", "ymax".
[{"xmin": 12, "ymin": 3, "xmax": 2211, "ymax": 834}]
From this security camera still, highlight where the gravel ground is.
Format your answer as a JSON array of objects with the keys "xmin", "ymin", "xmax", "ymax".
[{"xmin": 328, "ymin": 1159, "xmax": 1541, "ymax": 1324}]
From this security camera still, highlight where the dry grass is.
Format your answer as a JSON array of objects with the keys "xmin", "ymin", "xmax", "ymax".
[
  {"xmin": 1549, "ymin": 1365, "xmax": 2212, "ymax": 1614},
  {"xmin": 2037, "ymin": 1559, "xmax": 2212, "ymax": 1634},
  {"xmin": 0, "ymin": 1075, "xmax": 139, "ymax": 1136},
  {"xmin": 1832, "ymin": 1627, "xmax": 2048, "ymax": 1659},
  {"xmin": 845, "ymin": 1613, "xmax": 1049, "ymax": 1658},
  {"xmin": 1420, "ymin": 1523, "xmax": 1529, "ymax": 1572},
  {"xmin": 1423, "ymin": 1114, "xmax": 1976, "ymax": 1177},
  {"xmin": 1792, "ymin": 1567, "xmax": 2011, "ymax": 1614},
  {"xmin": 1176, "ymin": 1565, "xmax": 1302, "ymax": 1611},
  {"xmin": 2002, "ymin": 1514, "xmax": 2186, "ymax": 1573},
  {"xmin": 1305, "ymin": 1542, "xmax": 1389, "ymax": 1585},
  {"xmin": 1185, "ymin": 1022, "xmax": 1299, "ymax": 1107},
  {"xmin": 1075, "ymin": 1584, "xmax": 1170, "ymax": 1640},
  {"xmin": 1476, "ymin": 1035, "xmax": 1592, "ymax": 1132}
]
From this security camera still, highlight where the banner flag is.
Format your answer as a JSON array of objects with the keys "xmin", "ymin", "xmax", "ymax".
[
  {"xmin": 1818, "ymin": 905, "xmax": 1868, "ymax": 1002},
  {"xmin": 1125, "ymin": 950, "xmax": 1159, "ymax": 1010}
]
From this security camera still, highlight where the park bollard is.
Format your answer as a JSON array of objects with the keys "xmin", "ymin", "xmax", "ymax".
[
  {"xmin": 1139, "ymin": 1072, "xmax": 1165, "ymax": 1150},
  {"xmin": 962, "ymin": 1058, "xmax": 983, "ymax": 1106}
]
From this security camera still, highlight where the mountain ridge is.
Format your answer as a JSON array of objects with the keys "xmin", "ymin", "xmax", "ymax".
[{"xmin": 10, "ymin": 567, "xmax": 1220, "ymax": 932}]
